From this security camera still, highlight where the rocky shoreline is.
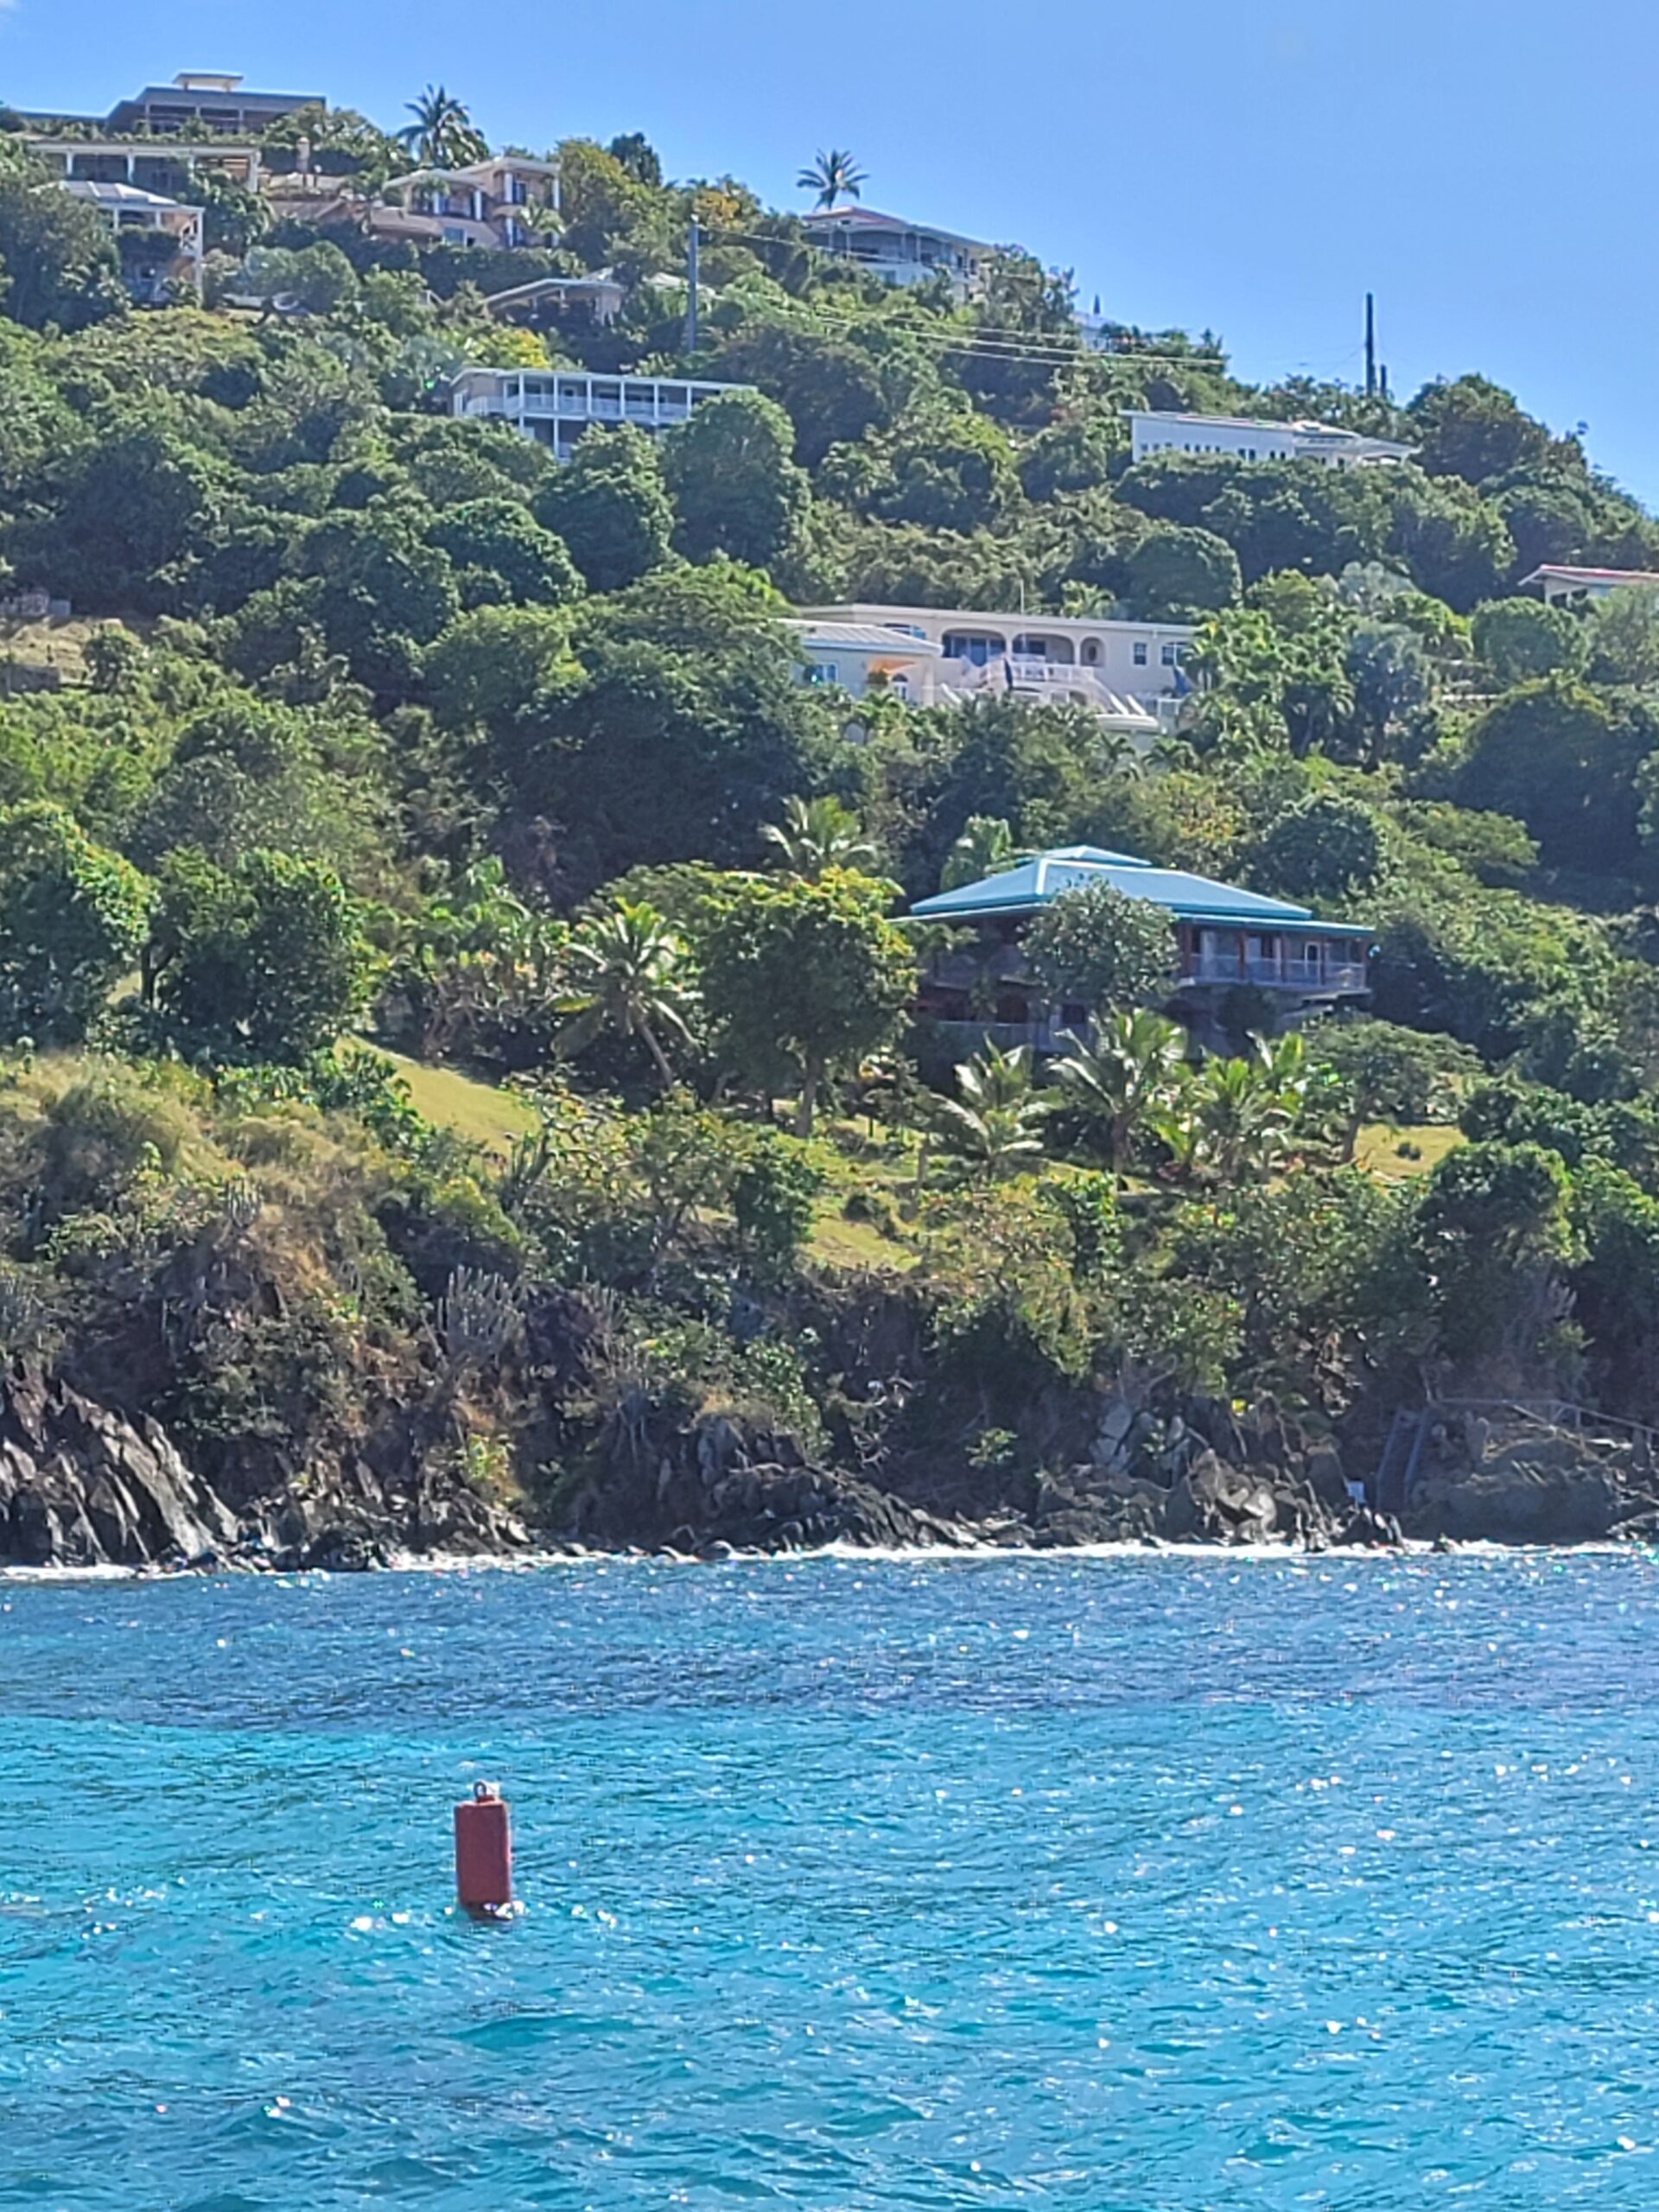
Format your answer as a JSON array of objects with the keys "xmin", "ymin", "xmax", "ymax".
[{"xmin": 5, "ymin": 1370, "xmax": 1658, "ymax": 1573}]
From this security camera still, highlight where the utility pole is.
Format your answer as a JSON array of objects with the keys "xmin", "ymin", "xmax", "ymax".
[
  {"xmin": 684, "ymin": 213, "xmax": 700, "ymax": 359},
  {"xmin": 1364, "ymin": 292, "xmax": 1376, "ymax": 397}
]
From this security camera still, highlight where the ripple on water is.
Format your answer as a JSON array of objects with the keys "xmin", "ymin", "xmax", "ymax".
[{"xmin": 4, "ymin": 1551, "xmax": 1659, "ymax": 2206}]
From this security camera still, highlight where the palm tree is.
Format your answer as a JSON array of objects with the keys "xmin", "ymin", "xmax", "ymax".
[
  {"xmin": 931, "ymin": 1042, "xmax": 1051, "ymax": 1181},
  {"xmin": 1050, "ymin": 1009, "xmax": 1187, "ymax": 1179},
  {"xmin": 1151, "ymin": 1033, "xmax": 1309, "ymax": 1186},
  {"xmin": 797, "ymin": 149, "xmax": 867, "ymax": 210},
  {"xmin": 761, "ymin": 795, "xmax": 879, "ymax": 879},
  {"xmin": 399, "ymin": 86, "xmax": 487, "ymax": 170},
  {"xmin": 556, "ymin": 901, "xmax": 696, "ymax": 1090},
  {"xmin": 941, "ymin": 815, "xmax": 1028, "ymax": 893}
]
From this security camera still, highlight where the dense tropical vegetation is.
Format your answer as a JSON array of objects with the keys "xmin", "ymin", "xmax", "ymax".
[{"xmin": 0, "ymin": 87, "xmax": 1656, "ymax": 1534}]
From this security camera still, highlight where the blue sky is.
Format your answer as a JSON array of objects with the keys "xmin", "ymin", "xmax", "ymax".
[{"xmin": 5, "ymin": 0, "xmax": 1654, "ymax": 502}]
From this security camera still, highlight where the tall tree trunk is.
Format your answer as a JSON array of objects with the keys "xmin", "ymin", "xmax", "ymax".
[
  {"xmin": 794, "ymin": 1052, "xmax": 823, "ymax": 1139},
  {"xmin": 1341, "ymin": 1109, "xmax": 1363, "ymax": 1165},
  {"xmin": 1111, "ymin": 1107, "xmax": 1134, "ymax": 1180},
  {"xmin": 639, "ymin": 1020, "xmax": 676, "ymax": 1091}
]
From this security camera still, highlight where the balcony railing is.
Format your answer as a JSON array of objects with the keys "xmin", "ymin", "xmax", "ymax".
[
  {"xmin": 474, "ymin": 390, "xmax": 699, "ymax": 425},
  {"xmin": 1002, "ymin": 657, "xmax": 1084, "ymax": 689},
  {"xmin": 1181, "ymin": 956, "xmax": 1369, "ymax": 992}
]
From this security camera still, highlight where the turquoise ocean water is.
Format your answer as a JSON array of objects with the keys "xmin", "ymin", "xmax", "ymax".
[{"xmin": 4, "ymin": 1549, "xmax": 1659, "ymax": 2209}]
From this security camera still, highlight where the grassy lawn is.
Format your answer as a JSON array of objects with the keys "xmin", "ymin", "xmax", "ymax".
[
  {"xmin": 804, "ymin": 1122, "xmax": 921, "ymax": 1272},
  {"xmin": 362, "ymin": 1064, "xmax": 1454, "ymax": 1262},
  {"xmin": 1354, "ymin": 1121, "xmax": 1464, "ymax": 1181},
  {"xmin": 807, "ymin": 1210, "xmax": 918, "ymax": 1272},
  {"xmin": 376, "ymin": 1050, "xmax": 540, "ymax": 1156}
]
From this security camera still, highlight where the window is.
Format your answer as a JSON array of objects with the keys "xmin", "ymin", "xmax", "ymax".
[
  {"xmin": 805, "ymin": 662, "xmax": 838, "ymax": 686},
  {"xmin": 943, "ymin": 632, "xmax": 1007, "ymax": 665},
  {"xmin": 1133, "ymin": 641, "xmax": 1148, "ymax": 666},
  {"xmin": 1160, "ymin": 643, "xmax": 1179, "ymax": 665}
]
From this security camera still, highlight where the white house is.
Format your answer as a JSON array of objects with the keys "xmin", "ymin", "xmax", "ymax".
[
  {"xmin": 1128, "ymin": 411, "xmax": 1415, "ymax": 468},
  {"xmin": 1521, "ymin": 563, "xmax": 1659, "ymax": 606},
  {"xmin": 787, "ymin": 620, "xmax": 946, "ymax": 701},
  {"xmin": 28, "ymin": 137, "xmax": 264, "ymax": 194},
  {"xmin": 483, "ymin": 270, "xmax": 629, "ymax": 328},
  {"xmin": 795, "ymin": 603, "xmax": 1193, "ymax": 734},
  {"xmin": 789, "ymin": 613, "xmax": 1164, "ymax": 744},
  {"xmin": 57, "ymin": 180, "xmax": 204, "ymax": 302},
  {"xmin": 800, "ymin": 207, "xmax": 991, "ymax": 302},
  {"xmin": 450, "ymin": 367, "xmax": 754, "ymax": 459},
  {"xmin": 376, "ymin": 156, "xmax": 559, "ymax": 251}
]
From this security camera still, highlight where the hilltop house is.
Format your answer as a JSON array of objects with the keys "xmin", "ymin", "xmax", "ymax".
[
  {"xmin": 1520, "ymin": 564, "xmax": 1659, "ymax": 605},
  {"xmin": 909, "ymin": 845, "xmax": 1371, "ymax": 1053},
  {"xmin": 450, "ymin": 366, "xmax": 754, "ymax": 459},
  {"xmin": 373, "ymin": 156, "xmax": 559, "ymax": 251},
  {"xmin": 787, "ymin": 615, "xmax": 1163, "ymax": 744},
  {"xmin": 27, "ymin": 137, "xmax": 264, "ymax": 194},
  {"xmin": 794, "ymin": 603, "xmax": 1193, "ymax": 730},
  {"xmin": 20, "ymin": 71, "xmax": 321, "ymax": 137},
  {"xmin": 57, "ymin": 180, "xmax": 204, "ymax": 302},
  {"xmin": 800, "ymin": 207, "xmax": 991, "ymax": 302},
  {"xmin": 483, "ymin": 270, "xmax": 629, "ymax": 329},
  {"xmin": 787, "ymin": 620, "xmax": 946, "ymax": 701},
  {"xmin": 1128, "ymin": 411, "xmax": 1414, "ymax": 468}
]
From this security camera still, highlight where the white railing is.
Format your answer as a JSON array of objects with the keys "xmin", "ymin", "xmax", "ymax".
[
  {"xmin": 478, "ymin": 392, "xmax": 696, "ymax": 426},
  {"xmin": 961, "ymin": 657, "xmax": 1097, "ymax": 697},
  {"xmin": 1004, "ymin": 657, "xmax": 1082, "ymax": 688},
  {"xmin": 1182, "ymin": 957, "xmax": 1369, "ymax": 990}
]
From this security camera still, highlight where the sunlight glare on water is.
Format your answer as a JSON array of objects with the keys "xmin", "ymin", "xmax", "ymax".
[{"xmin": 3, "ymin": 1550, "xmax": 1659, "ymax": 2208}]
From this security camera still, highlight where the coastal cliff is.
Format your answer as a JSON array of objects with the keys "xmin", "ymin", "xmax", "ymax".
[
  {"xmin": 10, "ymin": 1362, "xmax": 1656, "ymax": 1571},
  {"xmin": 0, "ymin": 1373, "xmax": 526, "ymax": 1572}
]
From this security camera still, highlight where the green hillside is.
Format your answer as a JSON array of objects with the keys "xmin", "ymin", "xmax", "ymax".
[{"xmin": 0, "ymin": 96, "xmax": 1656, "ymax": 1522}]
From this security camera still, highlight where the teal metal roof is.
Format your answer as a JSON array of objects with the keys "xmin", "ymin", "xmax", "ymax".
[{"xmin": 911, "ymin": 846, "xmax": 1358, "ymax": 931}]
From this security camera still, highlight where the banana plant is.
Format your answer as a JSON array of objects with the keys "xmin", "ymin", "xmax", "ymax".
[{"xmin": 930, "ymin": 1040, "xmax": 1052, "ymax": 1182}]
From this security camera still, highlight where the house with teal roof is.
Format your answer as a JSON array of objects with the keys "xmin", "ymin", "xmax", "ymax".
[{"xmin": 909, "ymin": 846, "xmax": 1371, "ymax": 1052}]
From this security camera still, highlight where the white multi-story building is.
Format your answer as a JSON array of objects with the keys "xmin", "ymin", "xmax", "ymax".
[
  {"xmin": 800, "ymin": 207, "xmax": 991, "ymax": 302},
  {"xmin": 450, "ymin": 367, "xmax": 754, "ymax": 459},
  {"xmin": 791, "ymin": 603, "xmax": 1192, "ymax": 744},
  {"xmin": 28, "ymin": 137, "xmax": 264, "ymax": 194},
  {"xmin": 1128, "ymin": 410, "xmax": 1414, "ymax": 468},
  {"xmin": 1521, "ymin": 563, "xmax": 1659, "ymax": 605},
  {"xmin": 375, "ymin": 156, "xmax": 560, "ymax": 251}
]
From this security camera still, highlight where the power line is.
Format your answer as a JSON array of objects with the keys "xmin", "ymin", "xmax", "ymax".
[
  {"xmin": 734, "ymin": 290, "xmax": 1228, "ymax": 373},
  {"xmin": 692, "ymin": 226, "xmax": 1230, "ymax": 370}
]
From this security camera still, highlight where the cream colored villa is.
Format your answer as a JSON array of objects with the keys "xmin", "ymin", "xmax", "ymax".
[
  {"xmin": 374, "ymin": 156, "xmax": 560, "ymax": 251},
  {"xmin": 792, "ymin": 602, "xmax": 1194, "ymax": 735}
]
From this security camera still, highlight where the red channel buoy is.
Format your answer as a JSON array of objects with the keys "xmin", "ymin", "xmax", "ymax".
[{"xmin": 454, "ymin": 1781, "xmax": 513, "ymax": 1916}]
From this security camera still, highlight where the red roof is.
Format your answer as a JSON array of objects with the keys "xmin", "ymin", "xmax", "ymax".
[{"xmin": 1522, "ymin": 563, "xmax": 1659, "ymax": 588}]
